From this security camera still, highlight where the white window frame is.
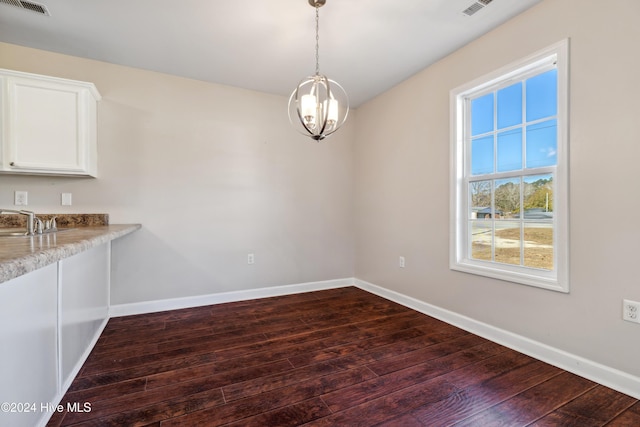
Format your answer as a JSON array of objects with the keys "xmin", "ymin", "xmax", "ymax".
[{"xmin": 450, "ymin": 39, "xmax": 569, "ymax": 292}]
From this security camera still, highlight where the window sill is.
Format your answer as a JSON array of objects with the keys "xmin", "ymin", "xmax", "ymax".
[{"xmin": 450, "ymin": 260, "xmax": 568, "ymax": 293}]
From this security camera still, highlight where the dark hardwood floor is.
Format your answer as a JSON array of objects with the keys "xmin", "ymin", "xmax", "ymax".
[{"xmin": 47, "ymin": 287, "xmax": 639, "ymax": 426}]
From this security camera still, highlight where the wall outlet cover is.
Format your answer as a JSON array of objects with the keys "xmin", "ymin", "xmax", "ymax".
[
  {"xmin": 623, "ymin": 299, "xmax": 640, "ymax": 323},
  {"xmin": 14, "ymin": 191, "xmax": 28, "ymax": 206}
]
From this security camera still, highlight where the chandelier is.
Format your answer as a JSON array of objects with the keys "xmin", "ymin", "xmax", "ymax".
[{"xmin": 288, "ymin": 0, "xmax": 349, "ymax": 141}]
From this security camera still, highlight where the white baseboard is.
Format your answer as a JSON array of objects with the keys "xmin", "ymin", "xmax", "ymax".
[
  {"xmin": 109, "ymin": 278, "xmax": 354, "ymax": 318},
  {"xmin": 354, "ymin": 278, "xmax": 640, "ymax": 400}
]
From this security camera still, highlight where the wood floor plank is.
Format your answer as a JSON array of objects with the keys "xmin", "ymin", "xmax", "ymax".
[
  {"xmin": 62, "ymin": 377, "xmax": 148, "ymax": 405},
  {"xmin": 80, "ymin": 330, "xmax": 270, "ymax": 376},
  {"xmin": 46, "ymin": 287, "xmax": 638, "ymax": 427},
  {"xmin": 212, "ymin": 324, "xmax": 361, "ymax": 360},
  {"xmin": 374, "ymin": 413, "xmax": 424, "ymax": 427},
  {"xmin": 323, "ymin": 343, "xmax": 510, "ymax": 412},
  {"xmin": 606, "ymin": 401, "xmax": 640, "ymax": 426},
  {"xmin": 288, "ymin": 327, "xmax": 459, "ymax": 369},
  {"xmin": 452, "ymin": 372, "xmax": 596, "ymax": 426},
  {"xmin": 222, "ymin": 356, "xmax": 364, "ymax": 402},
  {"xmin": 321, "ymin": 341, "xmax": 505, "ymax": 414},
  {"xmin": 69, "ymin": 387, "xmax": 224, "ymax": 427},
  {"xmin": 407, "ymin": 359, "xmax": 562, "ymax": 426},
  {"xmin": 437, "ymin": 349, "xmax": 537, "ymax": 389},
  {"xmin": 366, "ymin": 333, "xmax": 489, "ymax": 376},
  {"xmin": 372, "ymin": 351, "xmax": 548, "ymax": 426},
  {"xmin": 288, "ymin": 327, "xmax": 429, "ymax": 368},
  {"xmin": 223, "ymin": 397, "xmax": 331, "ymax": 427},
  {"xmin": 531, "ymin": 384, "xmax": 638, "ymax": 426},
  {"xmin": 305, "ymin": 376, "xmax": 460, "ymax": 426},
  {"xmin": 69, "ymin": 351, "xmax": 219, "ymax": 392},
  {"xmin": 61, "ymin": 385, "xmax": 224, "ymax": 425},
  {"xmin": 144, "ymin": 359, "xmax": 293, "ymax": 390},
  {"xmin": 160, "ymin": 367, "xmax": 376, "ymax": 427},
  {"xmin": 529, "ymin": 411, "xmax": 603, "ymax": 427}
]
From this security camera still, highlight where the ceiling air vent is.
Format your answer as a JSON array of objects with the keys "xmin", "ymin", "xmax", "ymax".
[
  {"xmin": 462, "ymin": 0, "xmax": 493, "ymax": 16},
  {"xmin": 0, "ymin": 0, "xmax": 50, "ymax": 16}
]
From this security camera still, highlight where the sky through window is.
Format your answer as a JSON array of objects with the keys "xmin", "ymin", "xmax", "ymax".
[{"xmin": 471, "ymin": 69, "xmax": 558, "ymax": 175}]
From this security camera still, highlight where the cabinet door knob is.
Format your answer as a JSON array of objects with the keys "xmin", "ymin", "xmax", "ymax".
[{"xmin": 9, "ymin": 162, "xmax": 15, "ymax": 166}]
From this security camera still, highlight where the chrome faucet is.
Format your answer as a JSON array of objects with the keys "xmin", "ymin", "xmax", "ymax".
[
  {"xmin": 0, "ymin": 209, "xmax": 36, "ymax": 235},
  {"xmin": 45, "ymin": 217, "xmax": 57, "ymax": 231}
]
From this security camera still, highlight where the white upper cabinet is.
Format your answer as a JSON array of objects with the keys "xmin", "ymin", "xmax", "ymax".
[{"xmin": 0, "ymin": 68, "xmax": 101, "ymax": 177}]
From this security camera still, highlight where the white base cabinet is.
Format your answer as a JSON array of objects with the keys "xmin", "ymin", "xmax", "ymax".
[
  {"xmin": 0, "ymin": 68, "xmax": 101, "ymax": 177},
  {"xmin": 0, "ymin": 242, "xmax": 110, "ymax": 427},
  {"xmin": 0, "ymin": 263, "xmax": 58, "ymax": 427}
]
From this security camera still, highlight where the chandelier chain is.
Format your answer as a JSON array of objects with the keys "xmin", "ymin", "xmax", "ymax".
[{"xmin": 315, "ymin": 4, "xmax": 320, "ymax": 75}]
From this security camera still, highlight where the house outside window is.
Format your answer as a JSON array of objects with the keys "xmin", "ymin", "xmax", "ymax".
[{"xmin": 450, "ymin": 40, "xmax": 569, "ymax": 292}]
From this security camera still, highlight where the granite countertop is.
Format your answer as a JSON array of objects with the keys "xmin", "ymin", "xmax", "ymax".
[{"xmin": 0, "ymin": 219, "xmax": 141, "ymax": 284}]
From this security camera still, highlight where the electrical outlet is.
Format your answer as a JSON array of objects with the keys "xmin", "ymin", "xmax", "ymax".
[
  {"xmin": 14, "ymin": 191, "xmax": 28, "ymax": 206},
  {"xmin": 399, "ymin": 256, "xmax": 405, "ymax": 268},
  {"xmin": 623, "ymin": 299, "xmax": 640, "ymax": 323},
  {"xmin": 247, "ymin": 253, "xmax": 255, "ymax": 265}
]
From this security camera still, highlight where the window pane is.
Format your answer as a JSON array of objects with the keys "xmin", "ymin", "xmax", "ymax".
[
  {"xmin": 526, "ymin": 69, "xmax": 557, "ymax": 121},
  {"xmin": 471, "ymin": 93, "xmax": 494, "ymax": 136},
  {"xmin": 497, "ymin": 82, "xmax": 522, "ymax": 129},
  {"xmin": 497, "ymin": 129, "xmax": 522, "ymax": 172},
  {"xmin": 524, "ymin": 174, "xmax": 553, "ymax": 216},
  {"xmin": 495, "ymin": 178, "xmax": 520, "ymax": 218},
  {"xmin": 471, "ymin": 135, "xmax": 494, "ymax": 175},
  {"xmin": 471, "ymin": 221, "xmax": 492, "ymax": 261},
  {"xmin": 469, "ymin": 180, "xmax": 491, "ymax": 219},
  {"xmin": 495, "ymin": 222, "xmax": 521, "ymax": 265},
  {"xmin": 526, "ymin": 119, "xmax": 557, "ymax": 168},
  {"xmin": 524, "ymin": 223, "xmax": 553, "ymax": 270}
]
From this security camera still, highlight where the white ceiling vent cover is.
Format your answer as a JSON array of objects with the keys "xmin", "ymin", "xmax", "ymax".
[
  {"xmin": 463, "ymin": 0, "xmax": 494, "ymax": 16},
  {"xmin": 0, "ymin": 0, "xmax": 50, "ymax": 15}
]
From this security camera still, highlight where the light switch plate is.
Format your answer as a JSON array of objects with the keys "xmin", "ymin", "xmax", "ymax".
[{"xmin": 61, "ymin": 193, "xmax": 72, "ymax": 206}]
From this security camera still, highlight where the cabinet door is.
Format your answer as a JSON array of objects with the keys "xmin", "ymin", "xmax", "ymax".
[
  {"xmin": 6, "ymin": 76, "xmax": 96, "ymax": 175},
  {"xmin": 0, "ymin": 263, "xmax": 58, "ymax": 427}
]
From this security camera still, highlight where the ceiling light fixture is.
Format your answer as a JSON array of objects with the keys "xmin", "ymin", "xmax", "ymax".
[{"xmin": 288, "ymin": 0, "xmax": 349, "ymax": 141}]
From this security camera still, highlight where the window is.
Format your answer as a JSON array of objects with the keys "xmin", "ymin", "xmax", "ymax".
[{"xmin": 450, "ymin": 40, "xmax": 569, "ymax": 292}]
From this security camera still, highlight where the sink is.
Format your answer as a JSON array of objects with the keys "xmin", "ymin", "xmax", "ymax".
[{"xmin": 0, "ymin": 228, "xmax": 75, "ymax": 237}]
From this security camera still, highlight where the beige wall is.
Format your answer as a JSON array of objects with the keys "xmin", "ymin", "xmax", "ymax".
[
  {"xmin": 354, "ymin": 0, "xmax": 640, "ymax": 377},
  {"xmin": 0, "ymin": 42, "xmax": 355, "ymax": 303}
]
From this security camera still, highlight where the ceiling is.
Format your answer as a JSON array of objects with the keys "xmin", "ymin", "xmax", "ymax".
[{"xmin": 0, "ymin": 0, "xmax": 541, "ymax": 107}]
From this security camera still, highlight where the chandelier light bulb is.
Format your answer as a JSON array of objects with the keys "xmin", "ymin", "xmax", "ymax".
[
  {"xmin": 327, "ymin": 98, "xmax": 339, "ymax": 124},
  {"xmin": 301, "ymin": 94, "xmax": 317, "ymax": 127}
]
